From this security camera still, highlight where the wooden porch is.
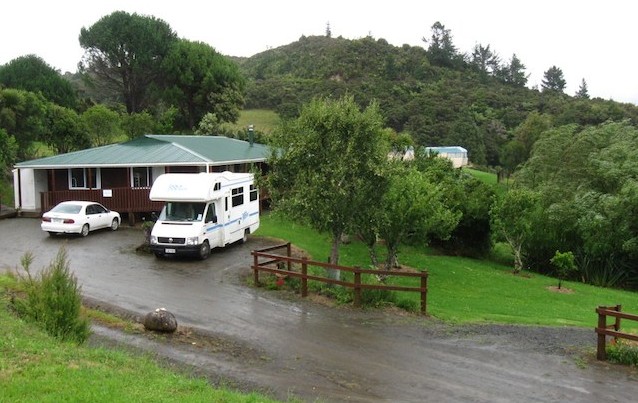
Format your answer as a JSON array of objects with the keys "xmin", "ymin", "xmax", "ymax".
[{"xmin": 40, "ymin": 188, "xmax": 164, "ymax": 224}]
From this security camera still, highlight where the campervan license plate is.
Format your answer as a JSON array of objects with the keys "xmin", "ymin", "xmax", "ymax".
[{"xmin": 165, "ymin": 248, "xmax": 176, "ymax": 254}]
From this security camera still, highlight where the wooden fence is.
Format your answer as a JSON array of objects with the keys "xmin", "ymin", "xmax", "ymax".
[
  {"xmin": 251, "ymin": 242, "xmax": 429, "ymax": 314},
  {"xmin": 595, "ymin": 305, "xmax": 638, "ymax": 360}
]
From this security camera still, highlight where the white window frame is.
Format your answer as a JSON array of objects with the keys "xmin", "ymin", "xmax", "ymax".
[
  {"xmin": 131, "ymin": 167, "xmax": 153, "ymax": 188},
  {"xmin": 68, "ymin": 168, "xmax": 100, "ymax": 189}
]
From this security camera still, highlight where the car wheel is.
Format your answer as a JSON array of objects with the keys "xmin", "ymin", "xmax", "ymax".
[
  {"xmin": 242, "ymin": 229, "xmax": 249, "ymax": 244},
  {"xmin": 198, "ymin": 241, "xmax": 210, "ymax": 260},
  {"xmin": 80, "ymin": 224, "xmax": 90, "ymax": 237},
  {"xmin": 111, "ymin": 218, "xmax": 119, "ymax": 231}
]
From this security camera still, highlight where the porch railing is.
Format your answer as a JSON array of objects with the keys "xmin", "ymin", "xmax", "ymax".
[{"xmin": 40, "ymin": 187, "xmax": 164, "ymax": 216}]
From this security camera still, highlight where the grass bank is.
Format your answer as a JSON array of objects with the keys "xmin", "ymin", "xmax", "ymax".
[
  {"xmin": 0, "ymin": 275, "xmax": 280, "ymax": 403},
  {"xmin": 255, "ymin": 213, "xmax": 638, "ymax": 329}
]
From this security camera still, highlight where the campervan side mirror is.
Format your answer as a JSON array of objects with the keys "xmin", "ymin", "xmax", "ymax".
[{"xmin": 212, "ymin": 215, "xmax": 218, "ymax": 224}]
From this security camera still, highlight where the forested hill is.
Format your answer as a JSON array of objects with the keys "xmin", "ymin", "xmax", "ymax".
[{"xmin": 237, "ymin": 34, "xmax": 638, "ymax": 168}]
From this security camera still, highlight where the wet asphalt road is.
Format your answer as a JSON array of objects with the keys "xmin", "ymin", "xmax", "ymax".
[{"xmin": 2, "ymin": 217, "xmax": 638, "ymax": 402}]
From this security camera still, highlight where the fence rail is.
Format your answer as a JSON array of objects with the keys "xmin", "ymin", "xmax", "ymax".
[
  {"xmin": 595, "ymin": 305, "xmax": 638, "ymax": 360},
  {"xmin": 251, "ymin": 242, "xmax": 428, "ymax": 314}
]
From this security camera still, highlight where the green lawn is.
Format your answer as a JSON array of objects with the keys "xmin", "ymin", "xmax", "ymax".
[
  {"xmin": 463, "ymin": 167, "xmax": 509, "ymax": 195},
  {"xmin": 255, "ymin": 212, "xmax": 638, "ymax": 329},
  {"xmin": 222, "ymin": 109, "xmax": 281, "ymax": 135}
]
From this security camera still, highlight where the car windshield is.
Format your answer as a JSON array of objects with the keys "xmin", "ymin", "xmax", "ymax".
[
  {"xmin": 159, "ymin": 202, "xmax": 206, "ymax": 222},
  {"xmin": 51, "ymin": 204, "xmax": 82, "ymax": 214}
]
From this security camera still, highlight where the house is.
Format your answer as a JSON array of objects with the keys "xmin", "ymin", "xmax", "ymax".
[
  {"xmin": 392, "ymin": 146, "xmax": 469, "ymax": 168},
  {"xmin": 424, "ymin": 146, "xmax": 468, "ymax": 168},
  {"xmin": 13, "ymin": 135, "xmax": 270, "ymax": 222}
]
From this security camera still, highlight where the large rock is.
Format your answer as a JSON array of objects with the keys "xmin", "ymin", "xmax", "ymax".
[{"xmin": 143, "ymin": 308, "xmax": 177, "ymax": 333}]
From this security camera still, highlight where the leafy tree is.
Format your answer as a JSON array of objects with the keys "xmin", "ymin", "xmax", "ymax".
[
  {"xmin": 378, "ymin": 163, "xmax": 460, "ymax": 269},
  {"xmin": 550, "ymin": 250, "xmax": 577, "ymax": 289},
  {"xmin": 267, "ymin": 95, "xmax": 388, "ymax": 278},
  {"xmin": 194, "ymin": 112, "xmax": 221, "ymax": 135},
  {"xmin": 161, "ymin": 39, "xmax": 245, "ymax": 131},
  {"xmin": 490, "ymin": 188, "xmax": 541, "ymax": 274},
  {"xmin": 496, "ymin": 54, "xmax": 528, "ymax": 87},
  {"xmin": 575, "ymin": 78, "xmax": 589, "ymax": 99},
  {"xmin": 512, "ymin": 111, "xmax": 552, "ymax": 162},
  {"xmin": 423, "ymin": 22, "xmax": 464, "ymax": 69},
  {"xmin": 44, "ymin": 105, "xmax": 90, "ymax": 153},
  {"xmin": 0, "ymin": 127, "xmax": 18, "ymax": 172},
  {"xmin": 470, "ymin": 44, "xmax": 500, "ymax": 76},
  {"xmin": 541, "ymin": 65, "xmax": 566, "ymax": 93},
  {"xmin": 121, "ymin": 111, "xmax": 156, "ymax": 138},
  {"xmin": 79, "ymin": 11, "xmax": 178, "ymax": 114},
  {"xmin": 0, "ymin": 88, "xmax": 47, "ymax": 160},
  {"xmin": 0, "ymin": 55, "xmax": 77, "ymax": 108},
  {"xmin": 81, "ymin": 104, "xmax": 122, "ymax": 146}
]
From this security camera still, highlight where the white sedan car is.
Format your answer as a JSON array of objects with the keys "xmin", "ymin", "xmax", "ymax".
[{"xmin": 41, "ymin": 201, "xmax": 120, "ymax": 237}]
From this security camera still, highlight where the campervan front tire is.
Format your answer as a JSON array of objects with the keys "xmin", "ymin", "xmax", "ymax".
[
  {"xmin": 198, "ymin": 241, "xmax": 210, "ymax": 260},
  {"xmin": 242, "ymin": 229, "xmax": 249, "ymax": 244}
]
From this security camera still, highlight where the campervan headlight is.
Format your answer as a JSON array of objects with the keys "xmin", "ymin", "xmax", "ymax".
[
  {"xmin": 150, "ymin": 235, "xmax": 158, "ymax": 245},
  {"xmin": 186, "ymin": 237, "xmax": 199, "ymax": 246}
]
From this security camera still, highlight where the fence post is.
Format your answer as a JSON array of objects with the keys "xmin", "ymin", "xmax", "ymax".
[
  {"xmin": 253, "ymin": 251, "xmax": 260, "ymax": 286},
  {"xmin": 613, "ymin": 305, "xmax": 622, "ymax": 344},
  {"xmin": 420, "ymin": 273, "xmax": 428, "ymax": 315},
  {"xmin": 287, "ymin": 242, "xmax": 292, "ymax": 272},
  {"xmin": 597, "ymin": 306, "xmax": 607, "ymax": 361},
  {"xmin": 353, "ymin": 267, "xmax": 361, "ymax": 307},
  {"xmin": 301, "ymin": 257, "xmax": 308, "ymax": 298}
]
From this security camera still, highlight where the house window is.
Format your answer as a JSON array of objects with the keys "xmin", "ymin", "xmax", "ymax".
[
  {"xmin": 250, "ymin": 184, "xmax": 258, "ymax": 202},
  {"xmin": 69, "ymin": 168, "xmax": 99, "ymax": 189},
  {"xmin": 132, "ymin": 167, "xmax": 152, "ymax": 188},
  {"xmin": 231, "ymin": 186, "xmax": 244, "ymax": 207}
]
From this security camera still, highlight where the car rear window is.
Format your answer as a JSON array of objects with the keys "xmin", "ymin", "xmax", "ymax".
[{"xmin": 52, "ymin": 204, "xmax": 82, "ymax": 214}]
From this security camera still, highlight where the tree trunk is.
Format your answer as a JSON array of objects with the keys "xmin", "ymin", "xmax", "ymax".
[
  {"xmin": 513, "ymin": 243, "xmax": 523, "ymax": 274},
  {"xmin": 327, "ymin": 235, "xmax": 341, "ymax": 281}
]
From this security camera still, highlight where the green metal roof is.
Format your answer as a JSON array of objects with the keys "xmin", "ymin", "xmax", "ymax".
[{"xmin": 14, "ymin": 135, "xmax": 269, "ymax": 169}]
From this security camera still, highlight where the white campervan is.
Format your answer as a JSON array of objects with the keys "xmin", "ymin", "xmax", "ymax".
[{"xmin": 148, "ymin": 172, "xmax": 260, "ymax": 259}]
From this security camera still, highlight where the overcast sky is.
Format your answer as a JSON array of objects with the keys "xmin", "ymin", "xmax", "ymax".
[{"xmin": 2, "ymin": 1, "xmax": 637, "ymax": 104}]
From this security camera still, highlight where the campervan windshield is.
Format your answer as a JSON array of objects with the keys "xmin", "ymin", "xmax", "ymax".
[{"xmin": 159, "ymin": 202, "xmax": 206, "ymax": 222}]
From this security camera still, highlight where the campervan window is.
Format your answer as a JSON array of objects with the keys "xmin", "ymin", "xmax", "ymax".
[
  {"xmin": 250, "ymin": 184, "xmax": 258, "ymax": 202},
  {"xmin": 160, "ymin": 202, "xmax": 206, "ymax": 222},
  {"xmin": 231, "ymin": 186, "xmax": 244, "ymax": 207},
  {"xmin": 205, "ymin": 203, "xmax": 217, "ymax": 223}
]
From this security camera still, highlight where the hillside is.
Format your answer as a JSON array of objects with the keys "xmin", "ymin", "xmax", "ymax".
[{"xmin": 238, "ymin": 35, "xmax": 638, "ymax": 167}]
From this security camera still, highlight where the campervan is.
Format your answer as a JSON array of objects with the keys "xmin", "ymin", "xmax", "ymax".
[{"xmin": 148, "ymin": 172, "xmax": 260, "ymax": 259}]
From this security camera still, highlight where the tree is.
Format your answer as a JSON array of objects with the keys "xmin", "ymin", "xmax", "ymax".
[
  {"xmin": 0, "ymin": 88, "xmax": 47, "ymax": 160},
  {"xmin": 490, "ymin": 188, "xmax": 541, "ymax": 274},
  {"xmin": 267, "ymin": 95, "xmax": 388, "ymax": 278},
  {"xmin": 81, "ymin": 104, "xmax": 122, "ymax": 146},
  {"xmin": 496, "ymin": 54, "xmax": 528, "ymax": 87},
  {"xmin": 575, "ymin": 78, "xmax": 589, "ymax": 99},
  {"xmin": 0, "ymin": 128, "xmax": 18, "ymax": 173},
  {"xmin": 423, "ymin": 21, "xmax": 464, "ymax": 69},
  {"xmin": 161, "ymin": 40, "xmax": 245, "ymax": 131},
  {"xmin": 470, "ymin": 44, "xmax": 500, "ymax": 76},
  {"xmin": 541, "ymin": 65, "xmax": 566, "ymax": 93},
  {"xmin": 378, "ymin": 163, "xmax": 460, "ymax": 269},
  {"xmin": 0, "ymin": 55, "xmax": 77, "ymax": 108},
  {"xmin": 121, "ymin": 111, "xmax": 156, "ymax": 138},
  {"xmin": 79, "ymin": 11, "xmax": 178, "ymax": 114},
  {"xmin": 550, "ymin": 250, "xmax": 577, "ymax": 289},
  {"xmin": 44, "ymin": 105, "xmax": 90, "ymax": 153}
]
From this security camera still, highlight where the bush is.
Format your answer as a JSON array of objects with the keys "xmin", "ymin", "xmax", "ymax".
[
  {"xmin": 12, "ymin": 247, "xmax": 90, "ymax": 343},
  {"xmin": 607, "ymin": 340, "xmax": 638, "ymax": 366}
]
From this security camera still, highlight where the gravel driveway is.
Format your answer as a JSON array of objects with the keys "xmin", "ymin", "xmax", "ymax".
[{"xmin": 1, "ymin": 217, "xmax": 637, "ymax": 402}]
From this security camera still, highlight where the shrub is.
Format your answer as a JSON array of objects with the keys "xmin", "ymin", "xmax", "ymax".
[
  {"xmin": 607, "ymin": 340, "xmax": 638, "ymax": 366},
  {"xmin": 12, "ymin": 247, "xmax": 90, "ymax": 343}
]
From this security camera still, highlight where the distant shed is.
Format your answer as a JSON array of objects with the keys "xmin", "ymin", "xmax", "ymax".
[{"xmin": 424, "ymin": 146, "xmax": 468, "ymax": 168}]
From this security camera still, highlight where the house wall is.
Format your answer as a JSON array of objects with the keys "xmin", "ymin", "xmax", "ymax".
[
  {"xmin": 102, "ymin": 168, "xmax": 128, "ymax": 188},
  {"xmin": 14, "ymin": 168, "xmax": 47, "ymax": 212}
]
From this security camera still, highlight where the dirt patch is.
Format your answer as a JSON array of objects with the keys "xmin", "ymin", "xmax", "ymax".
[{"xmin": 547, "ymin": 285, "xmax": 574, "ymax": 294}]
